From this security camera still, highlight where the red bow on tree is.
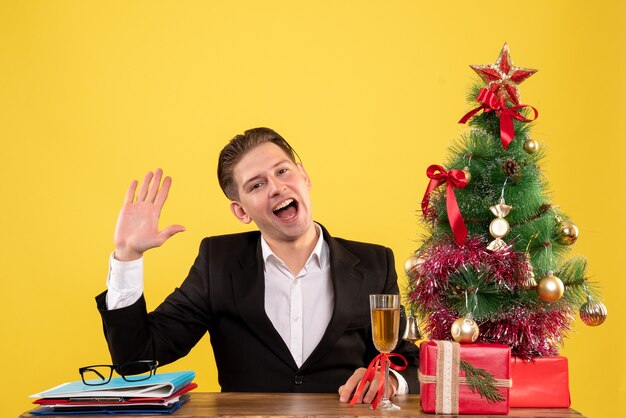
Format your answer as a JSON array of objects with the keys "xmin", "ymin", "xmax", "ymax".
[
  {"xmin": 459, "ymin": 88, "xmax": 538, "ymax": 149},
  {"xmin": 421, "ymin": 165, "xmax": 469, "ymax": 245}
]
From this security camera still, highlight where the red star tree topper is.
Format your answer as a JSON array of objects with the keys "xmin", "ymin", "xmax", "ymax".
[{"xmin": 470, "ymin": 43, "xmax": 537, "ymax": 105}]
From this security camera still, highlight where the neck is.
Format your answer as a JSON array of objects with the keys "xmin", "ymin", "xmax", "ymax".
[{"xmin": 264, "ymin": 224, "xmax": 320, "ymax": 275}]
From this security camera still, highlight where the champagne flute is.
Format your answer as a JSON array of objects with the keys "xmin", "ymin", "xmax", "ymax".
[{"xmin": 369, "ymin": 294, "xmax": 401, "ymax": 410}]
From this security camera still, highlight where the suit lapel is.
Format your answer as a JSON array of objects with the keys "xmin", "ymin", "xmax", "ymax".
[
  {"xmin": 300, "ymin": 227, "xmax": 365, "ymax": 371},
  {"xmin": 231, "ymin": 237, "xmax": 297, "ymax": 370}
]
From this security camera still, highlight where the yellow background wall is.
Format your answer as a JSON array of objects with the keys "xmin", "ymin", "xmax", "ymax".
[{"xmin": 1, "ymin": 1, "xmax": 623, "ymax": 417}]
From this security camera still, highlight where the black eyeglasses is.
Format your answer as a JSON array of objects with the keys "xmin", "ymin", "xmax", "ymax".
[{"xmin": 79, "ymin": 360, "xmax": 158, "ymax": 386}]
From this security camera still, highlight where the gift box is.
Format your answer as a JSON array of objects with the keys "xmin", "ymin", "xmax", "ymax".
[
  {"xmin": 419, "ymin": 341, "xmax": 511, "ymax": 415},
  {"xmin": 510, "ymin": 356, "xmax": 571, "ymax": 408}
]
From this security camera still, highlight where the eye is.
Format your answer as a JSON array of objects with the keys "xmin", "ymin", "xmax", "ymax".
[
  {"xmin": 250, "ymin": 182, "xmax": 264, "ymax": 192},
  {"xmin": 277, "ymin": 167, "xmax": 289, "ymax": 175}
]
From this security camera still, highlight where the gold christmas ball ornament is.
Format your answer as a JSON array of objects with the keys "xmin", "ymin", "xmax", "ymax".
[
  {"xmin": 450, "ymin": 316, "xmax": 480, "ymax": 343},
  {"xmin": 579, "ymin": 297, "xmax": 608, "ymax": 326},
  {"xmin": 463, "ymin": 166, "xmax": 472, "ymax": 185},
  {"xmin": 536, "ymin": 274, "xmax": 564, "ymax": 302},
  {"xmin": 404, "ymin": 254, "xmax": 424, "ymax": 278},
  {"xmin": 523, "ymin": 138, "xmax": 539, "ymax": 153},
  {"xmin": 556, "ymin": 220, "xmax": 579, "ymax": 245}
]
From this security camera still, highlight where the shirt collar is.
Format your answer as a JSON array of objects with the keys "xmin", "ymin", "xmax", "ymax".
[{"xmin": 260, "ymin": 223, "xmax": 329, "ymax": 271}]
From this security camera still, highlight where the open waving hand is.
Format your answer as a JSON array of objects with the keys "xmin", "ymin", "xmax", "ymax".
[{"xmin": 114, "ymin": 169, "xmax": 186, "ymax": 261}]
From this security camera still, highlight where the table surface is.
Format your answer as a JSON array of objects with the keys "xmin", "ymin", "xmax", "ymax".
[{"xmin": 21, "ymin": 392, "xmax": 586, "ymax": 418}]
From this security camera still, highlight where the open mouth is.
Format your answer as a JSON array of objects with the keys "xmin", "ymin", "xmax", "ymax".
[{"xmin": 272, "ymin": 198, "xmax": 298, "ymax": 220}]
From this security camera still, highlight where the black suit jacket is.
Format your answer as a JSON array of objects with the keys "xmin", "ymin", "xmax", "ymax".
[{"xmin": 96, "ymin": 224, "xmax": 419, "ymax": 393}]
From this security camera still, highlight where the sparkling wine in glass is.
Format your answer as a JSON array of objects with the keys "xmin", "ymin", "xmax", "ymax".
[{"xmin": 369, "ymin": 294, "xmax": 401, "ymax": 410}]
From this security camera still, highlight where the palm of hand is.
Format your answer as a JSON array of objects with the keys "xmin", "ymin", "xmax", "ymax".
[
  {"xmin": 113, "ymin": 169, "xmax": 185, "ymax": 261},
  {"xmin": 115, "ymin": 201, "xmax": 166, "ymax": 254}
]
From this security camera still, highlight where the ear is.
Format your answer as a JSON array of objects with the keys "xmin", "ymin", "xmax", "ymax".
[
  {"xmin": 230, "ymin": 201, "xmax": 252, "ymax": 224},
  {"xmin": 297, "ymin": 163, "xmax": 312, "ymax": 190}
]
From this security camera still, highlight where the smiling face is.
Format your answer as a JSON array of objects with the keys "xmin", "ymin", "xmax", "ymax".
[{"xmin": 229, "ymin": 142, "xmax": 314, "ymax": 245}]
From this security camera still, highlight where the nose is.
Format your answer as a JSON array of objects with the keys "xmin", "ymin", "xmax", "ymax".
[{"xmin": 268, "ymin": 176, "xmax": 286, "ymax": 195}]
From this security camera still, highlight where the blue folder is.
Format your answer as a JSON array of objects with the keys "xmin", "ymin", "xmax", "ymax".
[
  {"xmin": 28, "ymin": 394, "xmax": 190, "ymax": 415},
  {"xmin": 31, "ymin": 371, "xmax": 195, "ymax": 399}
]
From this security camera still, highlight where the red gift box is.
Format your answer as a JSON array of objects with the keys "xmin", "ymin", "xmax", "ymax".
[
  {"xmin": 419, "ymin": 341, "xmax": 511, "ymax": 415},
  {"xmin": 510, "ymin": 356, "xmax": 571, "ymax": 408}
]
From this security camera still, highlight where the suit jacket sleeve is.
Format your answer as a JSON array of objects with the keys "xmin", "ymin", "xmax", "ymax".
[{"xmin": 95, "ymin": 238, "xmax": 213, "ymax": 367}]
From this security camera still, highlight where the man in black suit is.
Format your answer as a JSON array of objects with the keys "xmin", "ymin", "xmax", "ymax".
[{"xmin": 96, "ymin": 127, "xmax": 419, "ymax": 403}]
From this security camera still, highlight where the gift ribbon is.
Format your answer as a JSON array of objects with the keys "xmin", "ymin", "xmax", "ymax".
[
  {"xmin": 421, "ymin": 165, "xmax": 469, "ymax": 245},
  {"xmin": 349, "ymin": 353, "xmax": 408, "ymax": 410},
  {"xmin": 417, "ymin": 341, "xmax": 512, "ymax": 414},
  {"xmin": 459, "ymin": 88, "xmax": 538, "ymax": 149}
]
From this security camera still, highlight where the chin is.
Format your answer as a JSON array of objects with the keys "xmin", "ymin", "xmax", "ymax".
[{"xmin": 279, "ymin": 220, "xmax": 314, "ymax": 239}]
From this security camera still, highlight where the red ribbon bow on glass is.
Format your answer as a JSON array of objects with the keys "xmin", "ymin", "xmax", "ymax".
[
  {"xmin": 421, "ymin": 165, "xmax": 469, "ymax": 245},
  {"xmin": 458, "ymin": 88, "xmax": 538, "ymax": 149},
  {"xmin": 349, "ymin": 353, "xmax": 408, "ymax": 410}
]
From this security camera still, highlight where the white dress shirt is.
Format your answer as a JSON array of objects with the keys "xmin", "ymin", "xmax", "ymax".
[
  {"xmin": 105, "ymin": 223, "xmax": 407, "ymax": 393},
  {"xmin": 260, "ymin": 223, "xmax": 333, "ymax": 368}
]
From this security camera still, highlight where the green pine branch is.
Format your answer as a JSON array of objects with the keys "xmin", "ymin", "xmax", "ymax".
[
  {"xmin": 459, "ymin": 360, "xmax": 506, "ymax": 403},
  {"xmin": 446, "ymin": 266, "xmax": 510, "ymax": 319},
  {"xmin": 557, "ymin": 257, "xmax": 595, "ymax": 307}
]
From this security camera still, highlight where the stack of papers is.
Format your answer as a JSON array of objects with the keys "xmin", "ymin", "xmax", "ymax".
[{"xmin": 29, "ymin": 370, "xmax": 196, "ymax": 415}]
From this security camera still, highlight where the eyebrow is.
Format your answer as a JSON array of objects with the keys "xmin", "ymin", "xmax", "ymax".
[{"xmin": 241, "ymin": 159, "xmax": 293, "ymax": 190}]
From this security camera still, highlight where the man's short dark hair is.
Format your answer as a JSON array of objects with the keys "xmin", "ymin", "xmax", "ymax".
[{"xmin": 217, "ymin": 127, "xmax": 299, "ymax": 200}]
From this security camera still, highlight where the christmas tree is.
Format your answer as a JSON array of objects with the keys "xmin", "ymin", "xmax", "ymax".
[{"xmin": 405, "ymin": 44, "xmax": 607, "ymax": 359}]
